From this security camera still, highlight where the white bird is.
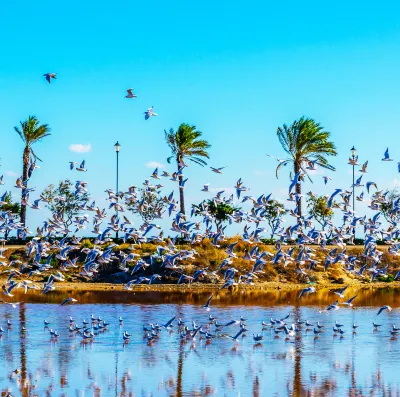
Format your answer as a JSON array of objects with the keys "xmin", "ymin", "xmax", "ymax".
[
  {"xmin": 377, "ymin": 305, "xmax": 392, "ymax": 316},
  {"xmin": 144, "ymin": 106, "xmax": 158, "ymax": 120},
  {"xmin": 60, "ymin": 298, "xmax": 78, "ymax": 306},
  {"xmin": 298, "ymin": 286, "xmax": 316, "ymax": 299},
  {"xmin": 341, "ymin": 295, "xmax": 357, "ymax": 307},
  {"xmin": 202, "ymin": 295, "xmax": 213, "ymax": 311}
]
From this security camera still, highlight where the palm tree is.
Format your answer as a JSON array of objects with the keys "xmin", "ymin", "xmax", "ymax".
[
  {"xmin": 14, "ymin": 115, "xmax": 51, "ymax": 226},
  {"xmin": 275, "ymin": 117, "xmax": 337, "ymax": 217},
  {"xmin": 165, "ymin": 123, "xmax": 211, "ymax": 214}
]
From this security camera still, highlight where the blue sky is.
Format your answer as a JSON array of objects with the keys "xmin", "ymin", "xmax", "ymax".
[{"xmin": 1, "ymin": 0, "xmax": 400, "ymax": 232}]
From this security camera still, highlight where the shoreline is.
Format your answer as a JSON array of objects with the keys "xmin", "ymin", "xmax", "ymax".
[{"xmin": 13, "ymin": 280, "xmax": 400, "ymax": 292}]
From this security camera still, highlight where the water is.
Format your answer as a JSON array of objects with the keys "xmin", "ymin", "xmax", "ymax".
[{"xmin": 1, "ymin": 288, "xmax": 400, "ymax": 396}]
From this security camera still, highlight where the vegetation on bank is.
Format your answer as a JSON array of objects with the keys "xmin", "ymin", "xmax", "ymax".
[{"xmin": 3, "ymin": 238, "xmax": 399, "ymax": 286}]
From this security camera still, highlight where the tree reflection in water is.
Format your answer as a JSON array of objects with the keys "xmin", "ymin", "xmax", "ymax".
[{"xmin": 0, "ymin": 296, "xmax": 400, "ymax": 396}]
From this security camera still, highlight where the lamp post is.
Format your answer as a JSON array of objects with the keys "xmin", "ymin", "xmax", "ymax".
[
  {"xmin": 114, "ymin": 141, "xmax": 121, "ymax": 240},
  {"xmin": 351, "ymin": 146, "xmax": 357, "ymax": 235}
]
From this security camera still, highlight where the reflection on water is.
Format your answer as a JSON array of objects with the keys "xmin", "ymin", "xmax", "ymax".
[{"xmin": 1, "ymin": 289, "xmax": 400, "ymax": 396}]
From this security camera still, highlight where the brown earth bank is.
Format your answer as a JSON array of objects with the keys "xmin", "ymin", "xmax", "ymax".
[{"xmin": 3, "ymin": 239, "xmax": 400, "ymax": 290}]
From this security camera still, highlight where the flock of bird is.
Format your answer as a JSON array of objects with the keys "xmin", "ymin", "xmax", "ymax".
[
  {"xmin": 42, "ymin": 72, "xmax": 157, "ymax": 120},
  {"xmin": 2, "ymin": 76, "xmax": 400, "ymax": 351},
  {"xmin": 1, "ymin": 144, "xmax": 400, "ymax": 302},
  {"xmin": 0, "ymin": 298, "xmax": 398, "ymax": 348}
]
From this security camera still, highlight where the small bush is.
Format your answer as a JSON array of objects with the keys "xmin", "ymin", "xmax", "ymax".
[{"xmin": 377, "ymin": 274, "xmax": 394, "ymax": 283}]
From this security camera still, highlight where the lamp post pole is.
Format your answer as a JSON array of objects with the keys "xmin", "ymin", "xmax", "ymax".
[
  {"xmin": 114, "ymin": 141, "xmax": 121, "ymax": 241},
  {"xmin": 351, "ymin": 146, "xmax": 357, "ymax": 235}
]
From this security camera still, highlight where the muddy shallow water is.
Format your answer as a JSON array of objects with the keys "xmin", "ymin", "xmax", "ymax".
[{"xmin": 1, "ymin": 287, "xmax": 400, "ymax": 396}]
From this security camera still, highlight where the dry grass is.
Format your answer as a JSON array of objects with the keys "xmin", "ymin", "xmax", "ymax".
[{"xmin": 4, "ymin": 239, "xmax": 400, "ymax": 286}]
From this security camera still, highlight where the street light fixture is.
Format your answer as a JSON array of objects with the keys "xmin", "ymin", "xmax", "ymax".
[
  {"xmin": 351, "ymin": 146, "xmax": 357, "ymax": 235},
  {"xmin": 114, "ymin": 142, "xmax": 121, "ymax": 240}
]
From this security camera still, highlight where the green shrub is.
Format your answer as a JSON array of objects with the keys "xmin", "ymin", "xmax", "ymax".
[{"xmin": 377, "ymin": 274, "xmax": 394, "ymax": 283}]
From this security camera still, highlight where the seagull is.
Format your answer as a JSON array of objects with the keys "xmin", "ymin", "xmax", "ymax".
[
  {"xmin": 289, "ymin": 172, "xmax": 301, "ymax": 195},
  {"xmin": 43, "ymin": 73, "xmax": 56, "ymax": 83},
  {"xmin": 327, "ymin": 189, "xmax": 342, "ymax": 208},
  {"xmin": 160, "ymin": 316, "xmax": 175, "ymax": 329},
  {"xmin": 228, "ymin": 328, "xmax": 247, "ymax": 342},
  {"xmin": 144, "ymin": 106, "xmax": 158, "ymax": 120},
  {"xmin": 359, "ymin": 161, "xmax": 368, "ymax": 173},
  {"xmin": 76, "ymin": 160, "xmax": 87, "ymax": 172},
  {"xmin": 0, "ymin": 192, "xmax": 7, "ymax": 205},
  {"xmin": 60, "ymin": 298, "xmax": 78, "ymax": 306},
  {"xmin": 322, "ymin": 176, "xmax": 332, "ymax": 185},
  {"xmin": 253, "ymin": 333, "xmax": 263, "ymax": 342},
  {"xmin": 333, "ymin": 286, "xmax": 348, "ymax": 298},
  {"xmin": 341, "ymin": 295, "xmax": 357, "ymax": 307},
  {"xmin": 69, "ymin": 162, "xmax": 78, "ymax": 170},
  {"xmin": 377, "ymin": 305, "xmax": 392, "ymax": 316},
  {"xmin": 125, "ymin": 88, "xmax": 137, "ymax": 98},
  {"xmin": 210, "ymin": 167, "xmax": 226, "ymax": 174},
  {"xmin": 298, "ymin": 286, "xmax": 316, "ymax": 299},
  {"xmin": 202, "ymin": 295, "xmax": 213, "ymax": 311},
  {"xmin": 201, "ymin": 184, "xmax": 210, "ymax": 192},
  {"xmin": 366, "ymin": 181, "xmax": 378, "ymax": 194},
  {"xmin": 2, "ymin": 283, "xmax": 20, "ymax": 297},
  {"xmin": 382, "ymin": 148, "xmax": 393, "ymax": 161}
]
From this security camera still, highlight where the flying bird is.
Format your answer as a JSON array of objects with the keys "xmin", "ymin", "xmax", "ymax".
[
  {"xmin": 202, "ymin": 295, "xmax": 213, "ymax": 311},
  {"xmin": 43, "ymin": 73, "xmax": 56, "ymax": 83},
  {"xmin": 210, "ymin": 167, "xmax": 226, "ymax": 174},
  {"xmin": 60, "ymin": 298, "xmax": 78, "ymax": 306},
  {"xmin": 144, "ymin": 106, "xmax": 158, "ymax": 120},
  {"xmin": 125, "ymin": 88, "xmax": 137, "ymax": 98},
  {"xmin": 382, "ymin": 148, "xmax": 393, "ymax": 162},
  {"xmin": 377, "ymin": 305, "xmax": 392, "ymax": 315},
  {"xmin": 76, "ymin": 161, "xmax": 87, "ymax": 172}
]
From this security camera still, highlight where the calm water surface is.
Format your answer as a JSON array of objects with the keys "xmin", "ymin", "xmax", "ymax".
[{"xmin": 1, "ymin": 288, "xmax": 400, "ymax": 396}]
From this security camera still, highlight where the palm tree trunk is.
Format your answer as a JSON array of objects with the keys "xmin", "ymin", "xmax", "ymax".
[
  {"xmin": 178, "ymin": 175, "xmax": 185, "ymax": 215},
  {"xmin": 294, "ymin": 161, "xmax": 302, "ymax": 218},
  {"xmin": 177, "ymin": 157, "xmax": 185, "ymax": 214},
  {"xmin": 20, "ymin": 146, "xmax": 30, "ymax": 227}
]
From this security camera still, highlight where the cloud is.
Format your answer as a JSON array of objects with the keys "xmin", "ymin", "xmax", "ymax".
[
  {"xmin": 5, "ymin": 170, "xmax": 17, "ymax": 177},
  {"xmin": 253, "ymin": 170, "xmax": 265, "ymax": 176},
  {"xmin": 307, "ymin": 168, "xmax": 325, "ymax": 176},
  {"xmin": 145, "ymin": 161, "xmax": 165, "ymax": 169},
  {"xmin": 69, "ymin": 144, "xmax": 92, "ymax": 153}
]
